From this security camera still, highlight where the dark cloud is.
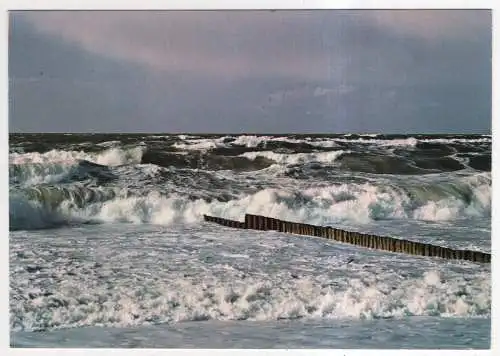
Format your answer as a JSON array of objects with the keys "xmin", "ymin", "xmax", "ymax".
[{"xmin": 9, "ymin": 10, "xmax": 491, "ymax": 133}]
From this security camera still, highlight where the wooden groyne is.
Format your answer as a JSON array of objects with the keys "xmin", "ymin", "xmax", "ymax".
[
  {"xmin": 203, "ymin": 214, "xmax": 246, "ymax": 229},
  {"xmin": 203, "ymin": 214, "xmax": 491, "ymax": 264}
]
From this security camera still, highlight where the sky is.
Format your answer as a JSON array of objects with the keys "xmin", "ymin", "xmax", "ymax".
[{"xmin": 8, "ymin": 10, "xmax": 491, "ymax": 133}]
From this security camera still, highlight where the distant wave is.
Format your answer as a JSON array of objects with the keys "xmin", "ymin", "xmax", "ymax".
[{"xmin": 8, "ymin": 134, "xmax": 491, "ymax": 231}]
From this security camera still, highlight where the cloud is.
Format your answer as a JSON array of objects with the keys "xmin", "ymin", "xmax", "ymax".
[
  {"xmin": 17, "ymin": 11, "xmax": 332, "ymax": 80},
  {"xmin": 15, "ymin": 10, "xmax": 490, "ymax": 81}
]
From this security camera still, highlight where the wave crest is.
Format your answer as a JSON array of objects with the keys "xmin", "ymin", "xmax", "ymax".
[{"xmin": 9, "ymin": 172, "xmax": 490, "ymax": 230}]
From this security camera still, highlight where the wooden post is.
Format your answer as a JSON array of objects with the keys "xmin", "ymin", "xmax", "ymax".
[
  {"xmin": 400, "ymin": 240, "xmax": 407, "ymax": 254},
  {"xmin": 384, "ymin": 237, "xmax": 390, "ymax": 251},
  {"xmin": 277, "ymin": 219, "xmax": 283, "ymax": 232},
  {"xmin": 383, "ymin": 237, "xmax": 390, "ymax": 251},
  {"xmin": 361, "ymin": 234, "xmax": 368, "ymax": 247},
  {"xmin": 409, "ymin": 241, "xmax": 415, "ymax": 255},
  {"xmin": 380, "ymin": 236, "xmax": 386, "ymax": 250},
  {"xmin": 247, "ymin": 215, "xmax": 254, "ymax": 229},
  {"xmin": 255, "ymin": 215, "xmax": 262, "ymax": 230},
  {"xmin": 348, "ymin": 231, "xmax": 355, "ymax": 244},
  {"xmin": 264, "ymin": 217, "xmax": 271, "ymax": 230},
  {"xmin": 429, "ymin": 245, "xmax": 438, "ymax": 258},
  {"xmin": 464, "ymin": 250, "xmax": 472, "ymax": 262},
  {"xmin": 413, "ymin": 241, "xmax": 420, "ymax": 255},
  {"xmin": 367, "ymin": 234, "xmax": 373, "ymax": 249},
  {"xmin": 405, "ymin": 240, "xmax": 412, "ymax": 254},
  {"xmin": 387, "ymin": 238, "xmax": 394, "ymax": 252},
  {"xmin": 413, "ymin": 241, "xmax": 418, "ymax": 255}
]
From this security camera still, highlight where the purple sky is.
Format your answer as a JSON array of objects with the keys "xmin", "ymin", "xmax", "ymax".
[{"xmin": 9, "ymin": 10, "xmax": 491, "ymax": 133}]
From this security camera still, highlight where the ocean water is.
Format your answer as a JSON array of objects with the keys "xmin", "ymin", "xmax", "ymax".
[{"xmin": 9, "ymin": 133, "xmax": 491, "ymax": 348}]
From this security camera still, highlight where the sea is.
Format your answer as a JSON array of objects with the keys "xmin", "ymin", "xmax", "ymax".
[{"xmin": 8, "ymin": 133, "xmax": 491, "ymax": 349}]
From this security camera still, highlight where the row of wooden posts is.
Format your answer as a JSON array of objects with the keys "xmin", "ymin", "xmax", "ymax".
[{"xmin": 203, "ymin": 214, "xmax": 491, "ymax": 264}]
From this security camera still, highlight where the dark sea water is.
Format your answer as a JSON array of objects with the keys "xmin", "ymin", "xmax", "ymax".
[{"xmin": 9, "ymin": 133, "xmax": 491, "ymax": 348}]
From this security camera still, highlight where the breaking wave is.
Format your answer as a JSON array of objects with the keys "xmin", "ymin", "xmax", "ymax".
[
  {"xmin": 10, "ymin": 146, "xmax": 144, "ymax": 167},
  {"xmin": 9, "ymin": 171, "xmax": 490, "ymax": 230}
]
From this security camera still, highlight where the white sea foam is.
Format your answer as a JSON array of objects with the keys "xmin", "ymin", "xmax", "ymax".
[
  {"xmin": 231, "ymin": 135, "xmax": 269, "ymax": 147},
  {"xmin": 10, "ymin": 264, "xmax": 490, "ymax": 332},
  {"xmin": 325, "ymin": 137, "xmax": 419, "ymax": 147},
  {"xmin": 172, "ymin": 137, "xmax": 230, "ymax": 151},
  {"xmin": 10, "ymin": 162, "xmax": 75, "ymax": 186},
  {"xmin": 240, "ymin": 150, "xmax": 347, "ymax": 166},
  {"xmin": 170, "ymin": 135, "xmax": 490, "ymax": 151},
  {"xmin": 9, "ymin": 146, "xmax": 144, "ymax": 167},
  {"xmin": 419, "ymin": 138, "xmax": 491, "ymax": 144},
  {"xmin": 232, "ymin": 135, "xmax": 306, "ymax": 148},
  {"xmin": 95, "ymin": 140, "xmax": 121, "ymax": 147}
]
